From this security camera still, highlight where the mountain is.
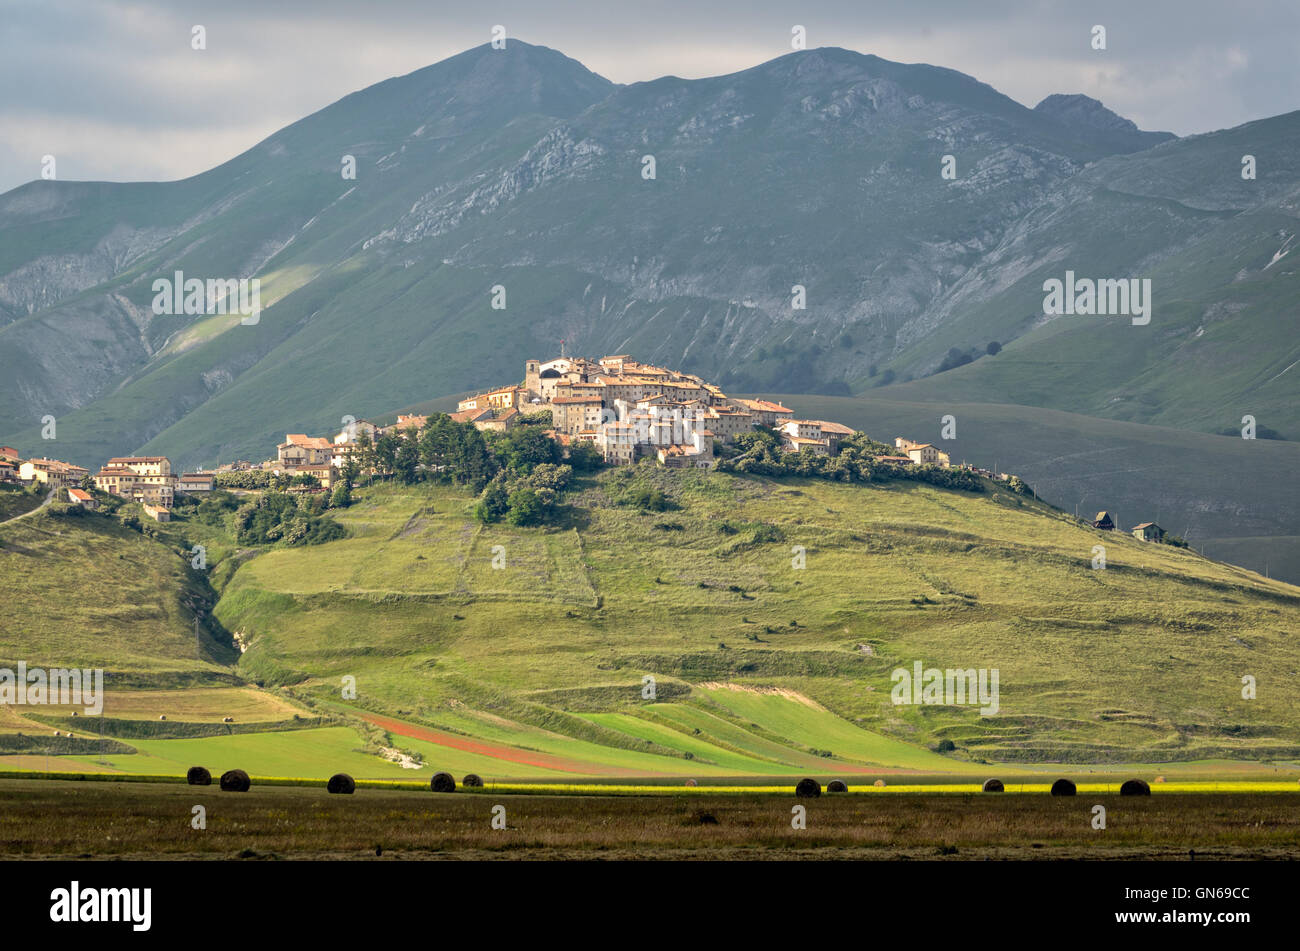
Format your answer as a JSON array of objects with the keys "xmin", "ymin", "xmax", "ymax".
[
  {"xmin": 0, "ymin": 40, "xmax": 1201, "ymax": 472},
  {"xmin": 1033, "ymin": 93, "xmax": 1175, "ymax": 149},
  {"xmin": 0, "ymin": 40, "xmax": 1294, "ymax": 583}
]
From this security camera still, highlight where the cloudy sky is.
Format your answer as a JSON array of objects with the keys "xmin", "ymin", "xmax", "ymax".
[{"xmin": 2, "ymin": 0, "xmax": 1297, "ymax": 194}]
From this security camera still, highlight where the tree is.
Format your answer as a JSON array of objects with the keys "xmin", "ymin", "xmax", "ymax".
[
  {"xmin": 341, "ymin": 455, "xmax": 359, "ymax": 490},
  {"xmin": 567, "ymin": 441, "xmax": 604, "ymax": 472},
  {"xmin": 986, "ymin": 341, "xmax": 1002, "ymax": 356},
  {"xmin": 491, "ymin": 425, "xmax": 561, "ymax": 474},
  {"xmin": 373, "ymin": 433, "xmax": 399, "ymax": 478},
  {"xmin": 330, "ymin": 482, "xmax": 352, "ymax": 509},
  {"xmin": 393, "ymin": 427, "xmax": 421, "ymax": 484},
  {"xmin": 355, "ymin": 430, "xmax": 376, "ymax": 484},
  {"xmin": 474, "ymin": 479, "xmax": 510, "ymax": 524},
  {"xmin": 505, "ymin": 487, "xmax": 544, "ymax": 525}
]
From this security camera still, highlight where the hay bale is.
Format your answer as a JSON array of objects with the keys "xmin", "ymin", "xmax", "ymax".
[
  {"xmin": 462, "ymin": 773, "xmax": 484, "ymax": 788},
  {"xmin": 220, "ymin": 769, "xmax": 251, "ymax": 792},
  {"xmin": 873, "ymin": 779, "xmax": 886, "ymax": 787},
  {"xmin": 223, "ymin": 717, "xmax": 234, "ymax": 723},
  {"xmin": 684, "ymin": 779, "xmax": 697, "ymax": 787},
  {"xmin": 1120, "ymin": 778, "xmax": 1151, "ymax": 796},
  {"xmin": 186, "ymin": 766, "xmax": 212, "ymax": 786},
  {"xmin": 1050, "ymin": 778, "xmax": 1076, "ymax": 796},
  {"xmin": 826, "ymin": 780, "xmax": 848, "ymax": 793},
  {"xmin": 795, "ymin": 778, "xmax": 821, "ymax": 798},
  {"xmin": 982, "ymin": 778, "xmax": 1004, "ymax": 792},
  {"xmin": 430, "ymin": 772, "xmax": 456, "ymax": 793},
  {"xmin": 159, "ymin": 715, "xmax": 166, "ymax": 721},
  {"xmin": 1154, "ymin": 775, "xmax": 1166, "ymax": 783},
  {"xmin": 327, "ymin": 773, "xmax": 355, "ymax": 795}
]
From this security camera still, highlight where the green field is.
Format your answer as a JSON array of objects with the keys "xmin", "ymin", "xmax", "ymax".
[{"xmin": 4, "ymin": 464, "xmax": 1297, "ymax": 783}]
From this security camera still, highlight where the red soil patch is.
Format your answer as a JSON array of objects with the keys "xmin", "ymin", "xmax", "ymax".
[{"xmin": 360, "ymin": 713, "xmax": 638, "ymax": 776}]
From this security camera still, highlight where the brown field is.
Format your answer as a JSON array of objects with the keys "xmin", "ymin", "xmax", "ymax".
[{"xmin": 1, "ymin": 778, "xmax": 1297, "ymax": 860}]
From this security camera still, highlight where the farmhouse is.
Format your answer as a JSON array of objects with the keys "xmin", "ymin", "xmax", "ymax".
[
  {"xmin": 178, "ymin": 472, "xmax": 214, "ymax": 493},
  {"xmin": 277, "ymin": 434, "xmax": 333, "ymax": 468},
  {"xmin": 20, "ymin": 457, "xmax": 89, "ymax": 489},
  {"xmin": 93, "ymin": 457, "xmax": 177, "ymax": 508},
  {"xmin": 1132, "ymin": 522, "xmax": 1165, "ymax": 542},
  {"xmin": 730, "ymin": 398, "xmax": 794, "ymax": 428},
  {"xmin": 66, "ymin": 488, "xmax": 97, "ymax": 510}
]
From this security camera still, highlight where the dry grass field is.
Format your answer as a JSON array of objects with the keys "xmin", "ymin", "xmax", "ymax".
[{"xmin": 1, "ymin": 778, "xmax": 1296, "ymax": 860}]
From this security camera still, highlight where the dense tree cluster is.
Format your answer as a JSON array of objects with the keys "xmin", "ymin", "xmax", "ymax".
[
  {"xmin": 232, "ymin": 492, "xmax": 346, "ymax": 546},
  {"xmin": 718, "ymin": 429, "xmax": 986, "ymax": 492}
]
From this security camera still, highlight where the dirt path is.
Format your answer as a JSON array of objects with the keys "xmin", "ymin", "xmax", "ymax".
[{"xmin": 0, "ymin": 488, "xmax": 54, "ymax": 525}]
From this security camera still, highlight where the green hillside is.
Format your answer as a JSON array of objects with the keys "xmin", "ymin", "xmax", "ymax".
[
  {"xmin": 218, "ymin": 472, "xmax": 1300, "ymax": 767},
  {"xmin": 772, "ymin": 393, "xmax": 1300, "ymax": 583},
  {"xmin": 4, "ymin": 466, "xmax": 1298, "ymax": 780}
]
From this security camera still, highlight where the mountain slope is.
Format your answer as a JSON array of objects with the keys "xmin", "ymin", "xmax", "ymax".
[
  {"xmin": 878, "ymin": 110, "xmax": 1300, "ymax": 437},
  {"xmin": 0, "ymin": 41, "xmax": 1195, "ymax": 469}
]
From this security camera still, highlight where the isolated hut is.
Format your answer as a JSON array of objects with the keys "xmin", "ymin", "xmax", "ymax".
[
  {"xmin": 1131, "ymin": 522, "xmax": 1165, "ymax": 542},
  {"xmin": 1091, "ymin": 511, "xmax": 1115, "ymax": 530}
]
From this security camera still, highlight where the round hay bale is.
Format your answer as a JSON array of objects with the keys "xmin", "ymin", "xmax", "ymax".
[
  {"xmin": 430, "ymin": 772, "xmax": 456, "ymax": 793},
  {"xmin": 1050, "ymin": 778, "xmax": 1077, "ymax": 797},
  {"xmin": 826, "ymin": 780, "xmax": 848, "ymax": 793},
  {"xmin": 1120, "ymin": 778, "xmax": 1151, "ymax": 796},
  {"xmin": 795, "ymin": 778, "xmax": 821, "ymax": 798},
  {"xmin": 462, "ymin": 773, "xmax": 483, "ymax": 788},
  {"xmin": 684, "ymin": 779, "xmax": 697, "ymax": 787},
  {"xmin": 52, "ymin": 730, "xmax": 60, "ymax": 736},
  {"xmin": 1154, "ymin": 775, "xmax": 1166, "ymax": 783},
  {"xmin": 159, "ymin": 715, "xmax": 166, "ymax": 721},
  {"xmin": 223, "ymin": 716, "xmax": 234, "ymax": 723},
  {"xmin": 982, "ymin": 778, "xmax": 1005, "ymax": 792},
  {"xmin": 873, "ymin": 779, "xmax": 886, "ymax": 788},
  {"xmin": 327, "ymin": 773, "xmax": 356, "ymax": 795},
  {"xmin": 186, "ymin": 766, "xmax": 212, "ymax": 786},
  {"xmin": 220, "ymin": 769, "xmax": 251, "ymax": 792}
]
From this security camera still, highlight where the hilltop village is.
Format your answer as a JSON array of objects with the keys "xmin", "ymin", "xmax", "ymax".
[
  {"xmin": 276, "ymin": 354, "xmax": 963, "ymax": 475},
  {"xmin": 0, "ymin": 354, "xmax": 1170, "ymax": 542}
]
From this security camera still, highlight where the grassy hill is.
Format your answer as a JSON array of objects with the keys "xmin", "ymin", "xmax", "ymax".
[
  {"xmin": 4, "ymin": 468, "xmax": 1298, "ymax": 780},
  {"xmin": 773, "ymin": 393, "xmax": 1300, "ymax": 584}
]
